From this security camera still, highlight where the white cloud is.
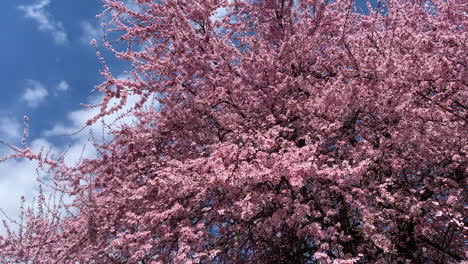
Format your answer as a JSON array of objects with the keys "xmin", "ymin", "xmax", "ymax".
[
  {"xmin": 45, "ymin": 73, "xmax": 159, "ymax": 137},
  {"xmin": 44, "ymin": 93, "xmax": 147, "ymax": 138},
  {"xmin": 1, "ymin": 74, "xmax": 160, "ymax": 235},
  {"xmin": 18, "ymin": 0, "xmax": 68, "ymax": 44},
  {"xmin": 0, "ymin": 138, "xmax": 56, "ymax": 235},
  {"xmin": 80, "ymin": 21, "xmax": 102, "ymax": 46},
  {"xmin": 56, "ymin": 80, "xmax": 70, "ymax": 91},
  {"xmin": 0, "ymin": 159, "xmax": 41, "ymax": 225},
  {"xmin": 21, "ymin": 80, "xmax": 49, "ymax": 108},
  {"xmin": 0, "ymin": 117, "xmax": 22, "ymax": 143},
  {"xmin": 44, "ymin": 74, "xmax": 160, "ymax": 165}
]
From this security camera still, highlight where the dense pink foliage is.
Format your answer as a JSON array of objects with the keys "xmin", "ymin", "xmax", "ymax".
[{"xmin": 1, "ymin": 0, "xmax": 467, "ymax": 263}]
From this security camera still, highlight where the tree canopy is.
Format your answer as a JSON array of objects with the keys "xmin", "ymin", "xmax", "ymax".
[{"xmin": 1, "ymin": 0, "xmax": 467, "ymax": 263}]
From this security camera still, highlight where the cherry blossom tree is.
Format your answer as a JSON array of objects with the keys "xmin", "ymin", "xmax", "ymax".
[{"xmin": 1, "ymin": 0, "xmax": 467, "ymax": 263}]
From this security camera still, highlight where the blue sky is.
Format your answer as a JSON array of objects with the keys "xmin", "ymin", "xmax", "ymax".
[
  {"xmin": 0, "ymin": 0, "xmax": 125, "ymax": 139},
  {"xmin": 0, "ymin": 0, "xmax": 139, "ymax": 226}
]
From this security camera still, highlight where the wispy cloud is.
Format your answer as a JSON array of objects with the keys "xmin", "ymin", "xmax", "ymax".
[
  {"xmin": 0, "ymin": 117, "xmax": 22, "ymax": 142},
  {"xmin": 56, "ymin": 80, "xmax": 70, "ymax": 91},
  {"xmin": 0, "ymin": 138, "xmax": 56, "ymax": 235},
  {"xmin": 21, "ymin": 80, "xmax": 49, "ymax": 108},
  {"xmin": 80, "ymin": 21, "xmax": 102, "ymax": 46},
  {"xmin": 45, "ymin": 73, "xmax": 160, "ymax": 137},
  {"xmin": 18, "ymin": 0, "xmax": 68, "ymax": 44},
  {"xmin": 44, "ymin": 92, "xmax": 145, "ymax": 138}
]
